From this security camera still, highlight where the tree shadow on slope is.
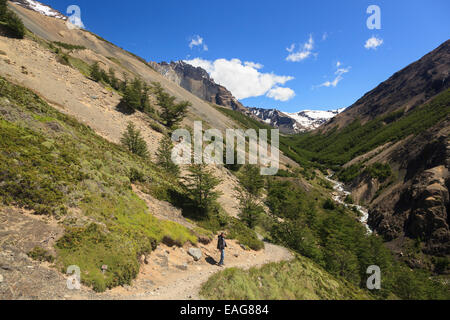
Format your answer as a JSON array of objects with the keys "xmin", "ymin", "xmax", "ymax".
[
  {"xmin": 167, "ymin": 188, "xmax": 204, "ymax": 220},
  {"xmin": 115, "ymin": 100, "xmax": 136, "ymax": 115}
]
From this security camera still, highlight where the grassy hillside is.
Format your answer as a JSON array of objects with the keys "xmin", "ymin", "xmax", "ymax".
[
  {"xmin": 0, "ymin": 76, "xmax": 265, "ymax": 291},
  {"xmin": 282, "ymin": 89, "xmax": 450, "ymax": 167},
  {"xmin": 201, "ymin": 255, "xmax": 372, "ymax": 300},
  {"xmin": 0, "ymin": 76, "xmax": 198, "ymax": 291}
]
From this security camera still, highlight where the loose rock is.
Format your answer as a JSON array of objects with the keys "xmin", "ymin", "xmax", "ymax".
[{"xmin": 188, "ymin": 248, "xmax": 202, "ymax": 261}]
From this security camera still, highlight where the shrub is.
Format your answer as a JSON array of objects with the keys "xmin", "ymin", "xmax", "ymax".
[
  {"xmin": 344, "ymin": 195, "xmax": 354, "ymax": 204},
  {"xmin": 365, "ymin": 162, "xmax": 392, "ymax": 182},
  {"xmin": 52, "ymin": 41, "xmax": 86, "ymax": 51},
  {"xmin": 323, "ymin": 199, "xmax": 336, "ymax": 210},
  {"xmin": 28, "ymin": 246, "xmax": 55, "ymax": 263},
  {"xmin": 227, "ymin": 217, "xmax": 264, "ymax": 251},
  {"xmin": 150, "ymin": 121, "xmax": 164, "ymax": 133},
  {"xmin": 56, "ymin": 53, "xmax": 70, "ymax": 66},
  {"xmin": 129, "ymin": 167, "xmax": 146, "ymax": 183}
]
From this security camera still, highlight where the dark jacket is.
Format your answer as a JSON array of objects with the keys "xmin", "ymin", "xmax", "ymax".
[{"xmin": 217, "ymin": 235, "xmax": 227, "ymax": 250}]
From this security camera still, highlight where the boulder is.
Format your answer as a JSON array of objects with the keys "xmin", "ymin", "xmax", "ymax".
[{"xmin": 188, "ymin": 248, "xmax": 202, "ymax": 261}]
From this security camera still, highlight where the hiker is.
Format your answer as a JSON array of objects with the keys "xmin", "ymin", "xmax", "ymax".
[{"xmin": 217, "ymin": 232, "xmax": 227, "ymax": 266}]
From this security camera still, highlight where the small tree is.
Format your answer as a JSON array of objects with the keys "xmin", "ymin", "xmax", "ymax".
[
  {"xmin": 156, "ymin": 90, "xmax": 190, "ymax": 128},
  {"xmin": 156, "ymin": 136, "xmax": 179, "ymax": 176},
  {"xmin": 120, "ymin": 122, "xmax": 149, "ymax": 157},
  {"xmin": 235, "ymin": 165, "xmax": 266, "ymax": 229},
  {"xmin": 122, "ymin": 78, "xmax": 152, "ymax": 113},
  {"xmin": 0, "ymin": 0, "xmax": 6, "ymax": 18},
  {"xmin": 90, "ymin": 62, "xmax": 103, "ymax": 82},
  {"xmin": 0, "ymin": 0, "xmax": 25, "ymax": 39},
  {"xmin": 108, "ymin": 68, "xmax": 119, "ymax": 90},
  {"xmin": 122, "ymin": 80, "xmax": 141, "ymax": 110},
  {"xmin": 237, "ymin": 195, "xmax": 265, "ymax": 229},
  {"xmin": 238, "ymin": 165, "xmax": 265, "ymax": 196},
  {"xmin": 182, "ymin": 164, "xmax": 222, "ymax": 213},
  {"xmin": 119, "ymin": 73, "xmax": 128, "ymax": 93}
]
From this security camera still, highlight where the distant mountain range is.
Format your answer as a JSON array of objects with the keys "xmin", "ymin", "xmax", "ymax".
[
  {"xmin": 150, "ymin": 60, "xmax": 343, "ymax": 134},
  {"xmin": 247, "ymin": 107, "xmax": 345, "ymax": 133}
]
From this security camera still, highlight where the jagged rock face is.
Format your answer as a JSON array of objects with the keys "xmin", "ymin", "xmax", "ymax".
[
  {"xmin": 150, "ymin": 61, "xmax": 244, "ymax": 111},
  {"xmin": 406, "ymin": 166, "xmax": 449, "ymax": 254},
  {"xmin": 367, "ymin": 131, "xmax": 450, "ymax": 255}
]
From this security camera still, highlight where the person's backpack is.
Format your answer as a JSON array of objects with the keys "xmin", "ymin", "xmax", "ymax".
[{"xmin": 217, "ymin": 236, "xmax": 225, "ymax": 250}]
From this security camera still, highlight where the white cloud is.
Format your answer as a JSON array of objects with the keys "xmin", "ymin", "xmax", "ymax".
[
  {"xmin": 322, "ymin": 32, "xmax": 328, "ymax": 41},
  {"xmin": 319, "ymin": 66, "xmax": 351, "ymax": 88},
  {"xmin": 336, "ymin": 61, "xmax": 341, "ymax": 67},
  {"xmin": 189, "ymin": 35, "xmax": 208, "ymax": 51},
  {"xmin": 184, "ymin": 58, "xmax": 295, "ymax": 101},
  {"xmin": 286, "ymin": 34, "xmax": 315, "ymax": 62},
  {"xmin": 267, "ymin": 87, "xmax": 296, "ymax": 101},
  {"xmin": 244, "ymin": 61, "xmax": 263, "ymax": 69},
  {"xmin": 286, "ymin": 44, "xmax": 295, "ymax": 53},
  {"xmin": 365, "ymin": 36, "xmax": 383, "ymax": 50}
]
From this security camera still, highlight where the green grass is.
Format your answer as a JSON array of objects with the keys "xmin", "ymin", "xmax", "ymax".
[
  {"xmin": 67, "ymin": 55, "xmax": 92, "ymax": 77},
  {"xmin": 52, "ymin": 41, "xmax": 86, "ymax": 51},
  {"xmin": 200, "ymin": 256, "xmax": 372, "ymax": 300},
  {"xmin": 0, "ymin": 76, "xmax": 196, "ymax": 291},
  {"xmin": 283, "ymin": 89, "xmax": 450, "ymax": 166}
]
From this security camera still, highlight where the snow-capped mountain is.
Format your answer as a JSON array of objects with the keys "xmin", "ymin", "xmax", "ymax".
[
  {"xmin": 285, "ymin": 109, "xmax": 346, "ymax": 131},
  {"xmin": 247, "ymin": 107, "xmax": 345, "ymax": 134},
  {"xmin": 246, "ymin": 108, "xmax": 300, "ymax": 134},
  {"xmin": 11, "ymin": 0, "xmax": 67, "ymax": 20}
]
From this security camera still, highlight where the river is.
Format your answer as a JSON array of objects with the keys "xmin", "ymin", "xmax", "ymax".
[{"xmin": 325, "ymin": 175, "xmax": 373, "ymax": 234}]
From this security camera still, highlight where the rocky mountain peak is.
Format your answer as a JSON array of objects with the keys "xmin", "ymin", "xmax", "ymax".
[{"xmin": 149, "ymin": 60, "xmax": 244, "ymax": 111}]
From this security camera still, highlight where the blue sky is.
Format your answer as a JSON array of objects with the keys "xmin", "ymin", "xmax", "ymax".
[{"xmin": 45, "ymin": 0, "xmax": 449, "ymax": 112}]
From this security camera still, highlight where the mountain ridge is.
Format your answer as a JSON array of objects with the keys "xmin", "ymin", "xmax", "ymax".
[{"xmin": 151, "ymin": 60, "xmax": 344, "ymax": 134}]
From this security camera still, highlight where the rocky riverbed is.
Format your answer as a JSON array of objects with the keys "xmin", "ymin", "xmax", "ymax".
[{"xmin": 325, "ymin": 175, "xmax": 372, "ymax": 234}]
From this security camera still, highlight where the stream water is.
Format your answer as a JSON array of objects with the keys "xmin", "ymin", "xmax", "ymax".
[{"xmin": 325, "ymin": 175, "xmax": 373, "ymax": 234}]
